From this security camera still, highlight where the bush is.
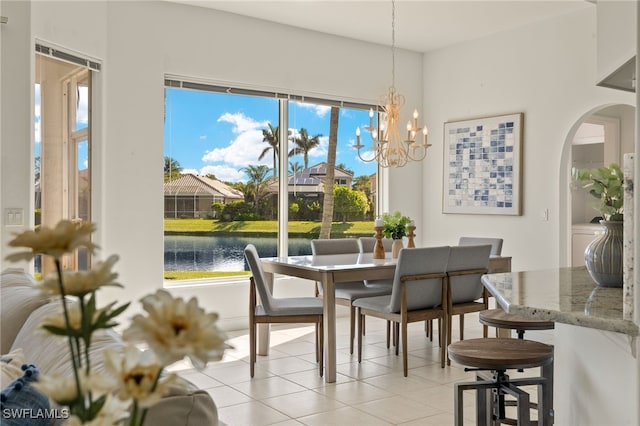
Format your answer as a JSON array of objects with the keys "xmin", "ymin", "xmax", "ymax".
[{"xmin": 220, "ymin": 200, "xmax": 254, "ymax": 221}]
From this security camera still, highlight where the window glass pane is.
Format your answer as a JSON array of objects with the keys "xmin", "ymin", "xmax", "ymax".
[
  {"xmin": 287, "ymin": 102, "xmax": 376, "ymax": 251},
  {"xmin": 75, "ymin": 83, "xmax": 88, "ymax": 131},
  {"xmin": 163, "ymin": 88, "xmax": 279, "ymax": 279},
  {"xmin": 163, "ymin": 85, "xmax": 378, "ymax": 282}
]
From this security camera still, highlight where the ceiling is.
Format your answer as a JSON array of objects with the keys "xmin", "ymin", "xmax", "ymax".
[{"xmin": 170, "ymin": 0, "xmax": 593, "ymax": 53}]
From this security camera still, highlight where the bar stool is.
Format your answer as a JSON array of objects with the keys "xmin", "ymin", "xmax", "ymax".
[
  {"xmin": 448, "ymin": 338, "xmax": 554, "ymax": 426},
  {"xmin": 479, "ymin": 308, "xmax": 555, "ymax": 339}
]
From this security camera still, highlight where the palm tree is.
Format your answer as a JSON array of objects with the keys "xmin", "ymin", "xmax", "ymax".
[
  {"xmin": 164, "ymin": 156, "xmax": 183, "ymax": 181},
  {"xmin": 289, "ymin": 128, "xmax": 321, "ymax": 169},
  {"xmin": 260, "ymin": 123, "xmax": 279, "ymax": 177},
  {"xmin": 319, "ymin": 107, "xmax": 339, "ymax": 239},
  {"xmin": 242, "ymin": 164, "xmax": 271, "ymax": 215},
  {"xmin": 336, "ymin": 163, "xmax": 354, "ymax": 175},
  {"xmin": 289, "ymin": 160, "xmax": 303, "ymax": 176}
]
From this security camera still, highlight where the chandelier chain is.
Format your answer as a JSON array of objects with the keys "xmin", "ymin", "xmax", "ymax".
[{"xmin": 391, "ymin": 0, "xmax": 396, "ymax": 88}]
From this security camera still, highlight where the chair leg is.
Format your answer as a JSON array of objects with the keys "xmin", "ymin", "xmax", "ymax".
[
  {"xmin": 402, "ymin": 319, "xmax": 408, "ymax": 377},
  {"xmin": 362, "ymin": 315, "xmax": 366, "ymax": 336},
  {"xmin": 386, "ymin": 320, "xmax": 391, "ymax": 348},
  {"xmin": 249, "ymin": 322, "xmax": 256, "ymax": 378},
  {"xmin": 447, "ymin": 315, "xmax": 453, "ymax": 366},
  {"xmin": 350, "ymin": 305, "xmax": 356, "ymax": 354},
  {"xmin": 394, "ymin": 322, "xmax": 400, "ymax": 356},
  {"xmin": 357, "ymin": 308, "xmax": 363, "ymax": 363},
  {"xmin": 318, "ymin": 318, "xmax": 324, "ymax": 377},
  {"xmin": 315, "ymin": 322, "xmax": 319, "ymax": 362},
  {"xmin": 482, "ymin": 324, "xmax": 488, "ymax": 338},
  {"xmin": 440, "ymin": 317, "xmax": 446, "ymax": 368},
  {"xmin": 459, "ymin": 314, "xmax": 464, "ymax": 341}
]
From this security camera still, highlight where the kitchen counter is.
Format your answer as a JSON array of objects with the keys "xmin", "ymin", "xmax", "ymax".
[{"xmin": 481, "ymin": 266, "xmax": 639, "ymax": 336}]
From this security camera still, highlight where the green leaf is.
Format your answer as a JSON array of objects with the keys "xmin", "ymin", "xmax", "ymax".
[
  {"xmin": 42, "ymin": 324, "xmax": 81, "ymax": 337},
  {"xmin": 87, "ymin": 394, "xmax": 107, "ymax": 419}
]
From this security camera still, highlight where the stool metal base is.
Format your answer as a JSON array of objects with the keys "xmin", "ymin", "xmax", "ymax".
[{"xmin": 454, "ymin": 366, "xmax": 554, "ymax": 426}]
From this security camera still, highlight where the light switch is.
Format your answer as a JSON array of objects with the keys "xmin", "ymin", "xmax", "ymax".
[{"xmin": 5, "ymin": 208, "xmax": 24, "ymax": 226}]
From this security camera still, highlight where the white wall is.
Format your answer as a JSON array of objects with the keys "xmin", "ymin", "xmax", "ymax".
[
  {"xmin": 0, "ymin": 1, "xmax": 423, "ymax": 311},
  {"xmin": 421, "ymin": 6, "xmax": 634, "ymax": 271}
]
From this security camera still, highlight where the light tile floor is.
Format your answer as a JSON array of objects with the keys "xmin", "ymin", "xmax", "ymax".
[{"xmin": 169, "ymin": 310, "xmax": 555, "ymax": 426}]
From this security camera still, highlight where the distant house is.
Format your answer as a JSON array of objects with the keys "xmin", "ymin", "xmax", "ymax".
[
  {"xmin": 265, "ymin": 162, "xmax": 353, "ymax": 198},
  {"xmin": 164, "ymin": 173, "xmax": 244, "ymax": 218}
]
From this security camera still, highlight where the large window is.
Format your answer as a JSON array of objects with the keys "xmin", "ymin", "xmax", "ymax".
[
  {"xmin": 163, "ymin": 79, "xmax": 378, "ymax": 280},
  {"xmin": 35, "ymin": 52, "xmax": 94, "ymax": 275}
]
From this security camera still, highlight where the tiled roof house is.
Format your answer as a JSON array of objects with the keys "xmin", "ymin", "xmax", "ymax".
[{"xmin": 164, "ymin": 173, "xmax": 244, "ymax": 218}]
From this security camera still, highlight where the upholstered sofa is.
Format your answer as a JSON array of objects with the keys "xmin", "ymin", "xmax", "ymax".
[{"xmin": 0, "ymin": 268, "xmax": 219, "ymax": 425}]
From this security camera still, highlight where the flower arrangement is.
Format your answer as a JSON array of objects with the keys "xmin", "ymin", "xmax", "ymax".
[
  {"xmin": 6, "ymin": 220, "xmax": 229, "ymax": 425},
  {"xmin": 380, "ymin": 211, "xmax": 413, "ymax": 240},
  {"xmin": 574, "ymin": 163, "xmax": 624, "ymax": 221}
]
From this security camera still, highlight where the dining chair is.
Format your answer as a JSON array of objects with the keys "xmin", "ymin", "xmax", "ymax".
[
  {"xmin": 458, "ymin": 236, "xmax": 503, "ymax": 256},
  {"xmin": 311, "ymin": 238, "xmax": 392, "ymax": 354},
  {"xmin": 357, "ymin": 236, "xmax": 395, "ymax": 287},
  {"xmin": 354, "ymin": 246, "xmax": 451, "ymax": 376},
  {"xmin": 458, "ymin": 235, "xmax": 505, "ymax": 322},
  {"xmin": 445, "ymin": 244, "xmax": 492, "ymax": 364},
  {"xmin": 244, "ymin": 244, "xmax": 324, "ymax": 377},
  {"xmin": 357, "ymin": 236, "xmax": 394, "ymax": 254}
]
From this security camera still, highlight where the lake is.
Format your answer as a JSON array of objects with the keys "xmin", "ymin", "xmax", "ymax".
[{"xmin": 164, "ymin": 235, "xmax": 313, "ymax": 272}]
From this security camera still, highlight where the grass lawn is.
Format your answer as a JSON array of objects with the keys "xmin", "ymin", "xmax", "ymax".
[
  {"xmin": 164, "ymin": 271, "xmax": 250, "ymax": 280},
  {"xmin": 164, "ymin": 219, "xmax": 375, "ymax": 237}
]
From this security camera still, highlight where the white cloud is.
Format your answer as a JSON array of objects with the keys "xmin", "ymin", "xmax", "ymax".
[
  {"xmin": 199, "ymin": 112, "xmax": 275, "ymax": 178},
  {"xmin": 182, "ymin": 168, "xmax": 198, "ymax": 175},
  {"xmin": 201, "ymin": 128, "xmax": 272, "ymax": 169},
  {"xmin": 199, "ymin": 135, "xmax": 207, "ymax": 141},
  {"xmin": 217, "ymin": 112, "xmax": 269, "ymax": 134},
  {"xmin": 77, "ymin": 86, "xmax": 89, "ymax": 125},
  {"xmin": 199, "ymin": 164, "xmax": 246, "ymax": 182},
  {"xmin": 293, "ymin": 101, "xmax": 330, "ymax": 118}
]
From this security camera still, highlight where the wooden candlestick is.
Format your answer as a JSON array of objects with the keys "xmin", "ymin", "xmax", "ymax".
[
  {"xmin": 407, "ymin": 226, "xmax": 416, "ymax": 248},
  {"xmin": 373, "ymin": 226, "xmax": 385, "ymax": 259}
]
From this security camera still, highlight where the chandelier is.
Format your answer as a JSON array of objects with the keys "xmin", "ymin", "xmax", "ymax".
[{"xmin": 354, "ymin": 0, "xmax": 431, "ymax": 168}]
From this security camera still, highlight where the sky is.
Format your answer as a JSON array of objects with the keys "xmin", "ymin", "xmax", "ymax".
[{"xmin": 164, "ymin": 88, "xmax": 377, "ymax": 183}]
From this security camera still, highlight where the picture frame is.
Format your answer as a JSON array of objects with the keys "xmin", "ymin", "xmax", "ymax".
[{"xmin": 442, "ymin": 113, "xmax": 523, "ymax": 215}]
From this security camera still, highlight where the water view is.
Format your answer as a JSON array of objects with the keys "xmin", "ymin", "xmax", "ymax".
[{"xmin": 164, "ymin": 235, "xmax": 313, "ymax": 272}]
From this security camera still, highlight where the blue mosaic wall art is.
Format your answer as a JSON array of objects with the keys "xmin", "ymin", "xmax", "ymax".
[{"xmin": 442, "ymin": 113, "xmax": 523, "ymax": 215}]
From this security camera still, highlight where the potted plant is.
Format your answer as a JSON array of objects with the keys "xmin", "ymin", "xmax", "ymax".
[
  {"xmin": 380, "ymin": 211, "xmax": 412, "ymax": 258},
  {"xmin": 574, "ymin": 163, "xmax": 624, "ymax": 287}
]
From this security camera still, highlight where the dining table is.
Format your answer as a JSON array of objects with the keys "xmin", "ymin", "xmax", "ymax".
[{"xmin": 259, "ymin": 251, "xmax": 512, "ymax": 383}]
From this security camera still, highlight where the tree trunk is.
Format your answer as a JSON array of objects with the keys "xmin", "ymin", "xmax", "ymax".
[{"xmin": 319, "ymin": 107, "xmax": 339, "ymax": 239}]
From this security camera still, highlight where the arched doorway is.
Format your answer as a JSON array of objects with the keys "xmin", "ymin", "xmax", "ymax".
[{"xmin": 558, "ymin": 103, "xmax": 635, "ymax": 267}]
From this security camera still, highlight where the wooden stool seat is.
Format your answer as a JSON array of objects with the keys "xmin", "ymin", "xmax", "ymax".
[
  {"xmin": 479, "ymin": 308, "xmax": 555, "ymax": 333},
  {"xmin": 449, "ymin": 337, "xmax": 554, "ymax": 370}
]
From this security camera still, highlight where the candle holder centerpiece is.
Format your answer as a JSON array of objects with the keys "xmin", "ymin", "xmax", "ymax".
[{"xmin": 380, "ymin": 211, "xmax": 413, "ymax": 259}]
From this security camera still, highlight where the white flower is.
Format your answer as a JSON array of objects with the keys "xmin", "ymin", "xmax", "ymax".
[
  {"xmin": 6, "ymin": 220, "xmax": 97, "ymax": 261},
  {"xmin": 123, "ymin": 290, "xmax": 229, "ymax": 369},
  {"xmin": 41, "ymin": 255, "xmax": 122, "ymax": 297},
  {"xmin": 103, "ymin": 345, "xmax": 176, "ymax": 408}
]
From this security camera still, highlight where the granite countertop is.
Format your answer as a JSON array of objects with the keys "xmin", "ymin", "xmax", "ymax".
[{"xmin": 481, "ymin": 266, "xmax": 639, "ymax": 336}]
